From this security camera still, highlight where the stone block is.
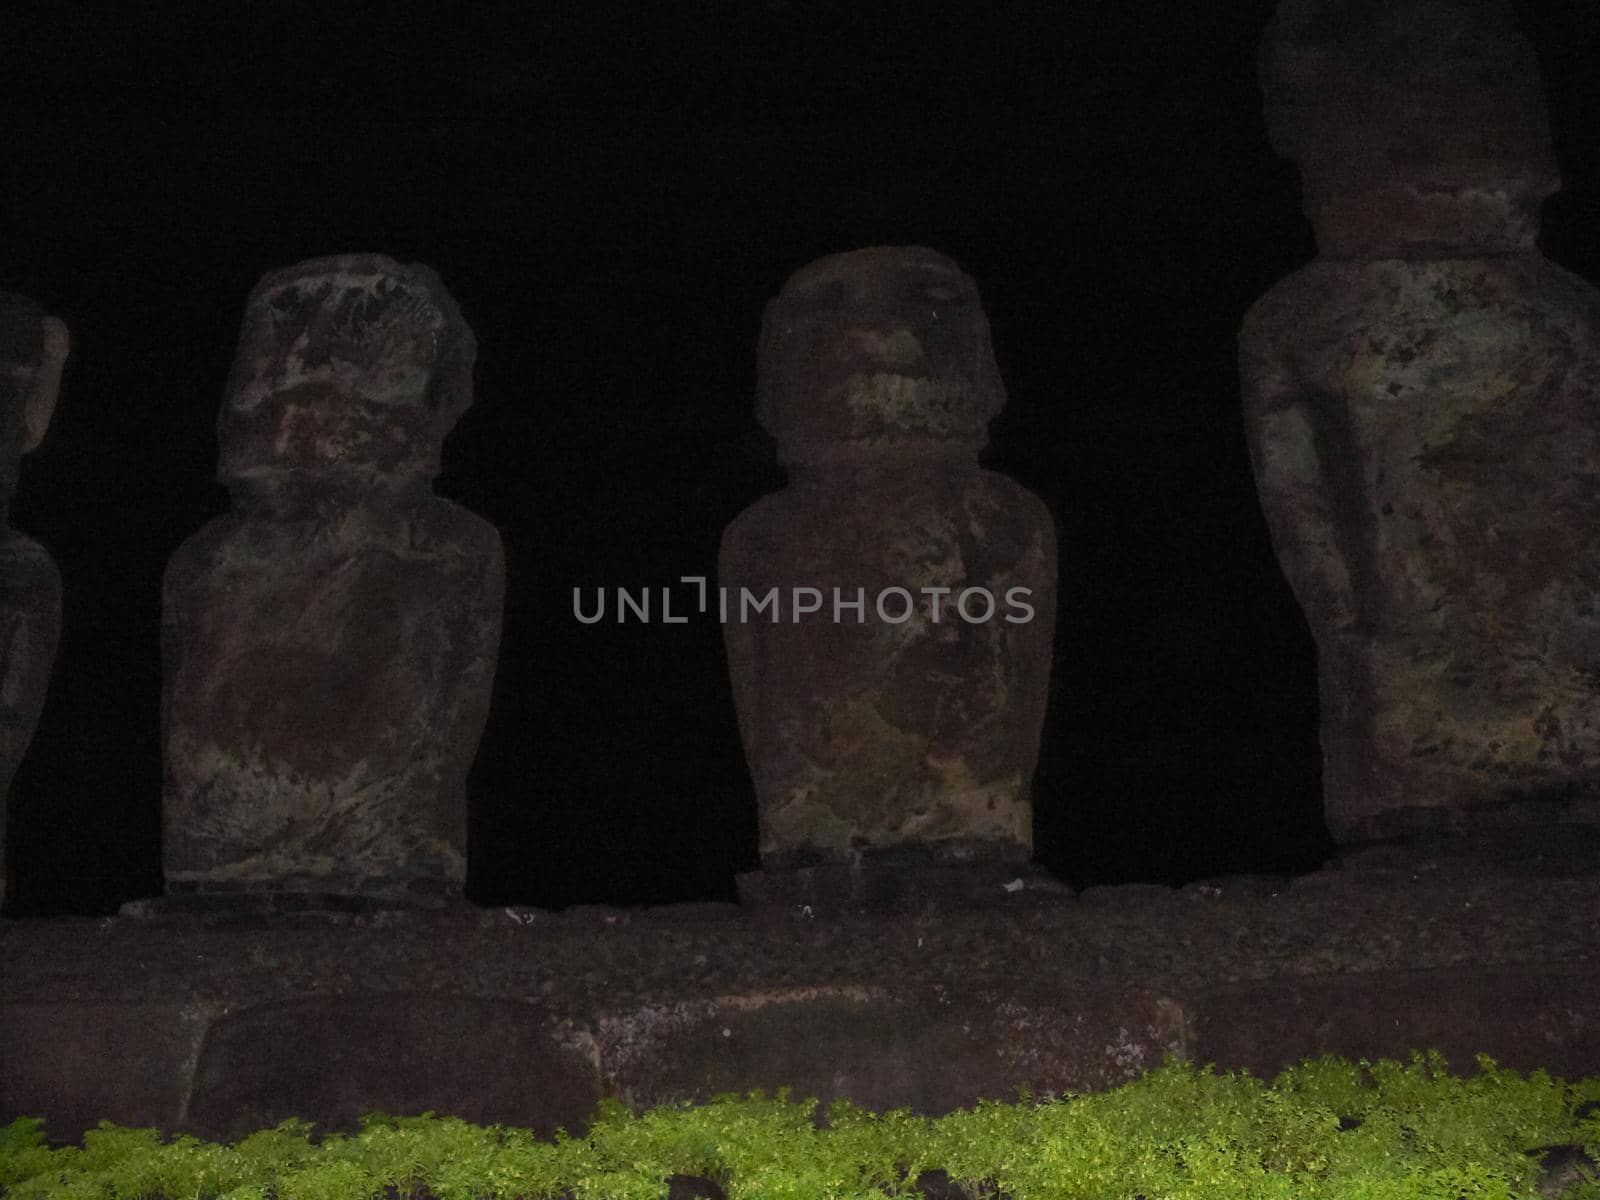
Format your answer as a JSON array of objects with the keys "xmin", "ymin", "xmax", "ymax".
[
  {"xmin": 1193, "ymin": 967, "xmax": 1600, "ymax": 1080},
  {"xmin": 0, "ymin": 1001, "xmax": 213, "ymax": 1142},
  {"xmin": 185, "ymin": 993, "xmax": 599, "ymax": 1142},
  {"xmin": 593, "ymin": 985, "xmax": 1189, "ymax": 1115}
]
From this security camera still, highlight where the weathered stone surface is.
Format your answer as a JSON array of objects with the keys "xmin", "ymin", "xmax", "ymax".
[
  {"xmin": 735, "ymin": 858, "xmax": 1071, "ymax": 914},
  {"xmin": 4, "ymin": 876, "xmax": 1599, "ymax": 1140},
  {"xmin": 162, "ymin": 255, "xmax": 504, "ymax": 899},
  {"xmin": 0, "ymin": 1001, "xmax": 214, "ymax": 1142},
  {"xmin": 594, "ymin": 985, "xmax": 1188, "ymax": 1115},
  {"xmin": 720, "ymin": 247, "xmax": 1056, "ymax": 873},
  {"xmin": 1242, "ymin": 0, "xmax": 1600, "ymax": 844},
  {"xmin": 185, "ymin": 994, "xmax": 598, "ymax": 1142},
  {"xmin": 1076, "ymin": 882, "xmax": 1180, "ymax": 908},
  {"xmin": 1337, "ymin": 824, "xmax": 1600, "ymax": 878},
  {"xmin": 0, "ymin": 293, "xmax": 66, "ymax": 911},
  {"xmin": 1257, "ymin": 0, "xmax": 1557, "ymax": 260},
  {"xmin": 1194, "ymin": 967, "xmax": 1600, "ymax": 1080}
]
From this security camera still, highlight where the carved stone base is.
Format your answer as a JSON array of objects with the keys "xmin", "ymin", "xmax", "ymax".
[
  {"xmin": 1337, "ymin": 819, "xmax": 1600, "ymax": 880},
  {"xmin": 122, "ymin": 881, "xmax": 462, "ymax": 920},
  {"xmin": 736, "ymin": 854, "xmax": 1069, "ymax": 913}
]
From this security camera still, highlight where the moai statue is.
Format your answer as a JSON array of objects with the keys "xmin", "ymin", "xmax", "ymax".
[
  {"xmin": 0, "ymin": 293, "xmax": 66, "ymax": 910},
  {"xmin": 1242, "ymin": 0, "xmax": 1600, "ymax": 850},
  {"xmin": 721, "ymin": 247, "xmax": 1058, "ymax": 906},
  {"xmin": 161, "ymin": 255, "xmax": 503, "ymax": 904}
]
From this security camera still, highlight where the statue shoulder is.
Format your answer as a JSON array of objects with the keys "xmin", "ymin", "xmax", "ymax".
[
  {"xmin": 720, "ymin": 490, "xmax": 788, "ymax": 553},
  {"xmin": 162, "ymin": 514, "xmax": 239, "ymax": 598},
  {"xmin": 0, "ymin": 532, "xmax": 62, "ymax": 596},
  {"xmin": 1240, "ymin": 265, "xmax": 1334, "ymax": 352},
  {"xmin": 420, "ymin": 498, "xmax": 504, "ymax": 559}
]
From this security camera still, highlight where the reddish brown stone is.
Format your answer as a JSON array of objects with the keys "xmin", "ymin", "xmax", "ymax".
[
  {"xmin": 594, "ymin": 986, "xmax": 1188, "ymax": 1116},
  {"xmin": 184, "ymin": 994, "xmax": 598, "ymax": 1142},
  {"xmin": 162, "ymin": 255, "xmax": 503, "ymax": 900},
  {"xmin": 5, "ymin": 883, "xmax": 1600, "ymax": 1143},
  {"xmin": 0, "ymin": 293, "xmax": 66, "ymax": 910},
  {"xmin": 1194, "ymin": 967, "xmax": 1600, "ymax": 1081},
  {"xmin": 1243, "ymin": 1, "xmax": 1600, "ymax": 845},
  {"xmin": 734, "ymin": 858, "xmax": 1071, "ymax": 914},
  {"xmin": 721, "ymin": 247, "xmax": 1056, "ymax": 875},
  {"xmin": 0, "ymin": 1001, "xmax": 214, "ymax": 1143},
  {"xmin": 1258, "ymin": 0, "xmax": 1557, "ymax": 260}
]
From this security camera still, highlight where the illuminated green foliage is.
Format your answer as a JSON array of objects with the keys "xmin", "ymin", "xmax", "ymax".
[{"xmin": 2, "ymin": 1053, "xmax": 1596, "ymax": 1200}]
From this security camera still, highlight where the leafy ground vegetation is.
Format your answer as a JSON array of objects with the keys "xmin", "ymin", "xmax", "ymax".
[{"xmin": 3, "ymin": 1053, "xmax": 1598, "ymax": 1200}]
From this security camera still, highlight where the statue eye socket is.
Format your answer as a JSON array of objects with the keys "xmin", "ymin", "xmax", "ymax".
[
  {"xmin": 911, "ymin": 279, "xmax": 963, "ymax": 306},
  {"xmin": 789, "ymin": 280, "xmax": 850, "ymax": 310}
]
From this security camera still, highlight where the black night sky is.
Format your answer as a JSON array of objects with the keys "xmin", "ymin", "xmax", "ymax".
[{"xmin": 3, "ymin": 2, "xmax": 1597, "ymax": 915}]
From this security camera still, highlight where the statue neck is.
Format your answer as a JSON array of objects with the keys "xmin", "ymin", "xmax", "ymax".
[
  {"xmin": 1310, "ymin": 185, "xmax": 1546, "ymax": 260},
  {"xmin": 228, "ymin": 472, "xmax": 431, "ymax": 521}
]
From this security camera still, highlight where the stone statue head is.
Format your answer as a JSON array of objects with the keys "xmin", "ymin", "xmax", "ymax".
[
  {"xmin": 757, "ymin": 247, "xmax": 1005, "ymax": 463},
  {"xmin": 0, "ymin": 291, "xmax": 69, "ymax": 503},
  {"xmin": 218, "ymin": 254, "xmax": 476, "ymax": 487},
  {"xmin": 1260, "ymin": 0, "xmax": 1559, "ymax": 255}
]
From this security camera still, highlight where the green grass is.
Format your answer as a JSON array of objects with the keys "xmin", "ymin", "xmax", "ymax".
[{"xmin": 3, "ymin": 1052, "xmax": 1598, "ymax": 1200}]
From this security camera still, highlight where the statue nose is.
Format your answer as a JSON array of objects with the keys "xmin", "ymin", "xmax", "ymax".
[{"xmin": 844, "ymin": 327, "xmax": 926, "ymax": 367}]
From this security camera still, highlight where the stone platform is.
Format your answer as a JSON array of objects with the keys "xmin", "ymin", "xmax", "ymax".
[{"xmin": 3, "ymin": 864, "xmax": 1599, "ymax": 1146}]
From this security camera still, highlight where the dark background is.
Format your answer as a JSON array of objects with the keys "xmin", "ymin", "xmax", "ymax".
[{"xmin": 3, "ymin": 1, "xmax": 1597, "ymax": 915}]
